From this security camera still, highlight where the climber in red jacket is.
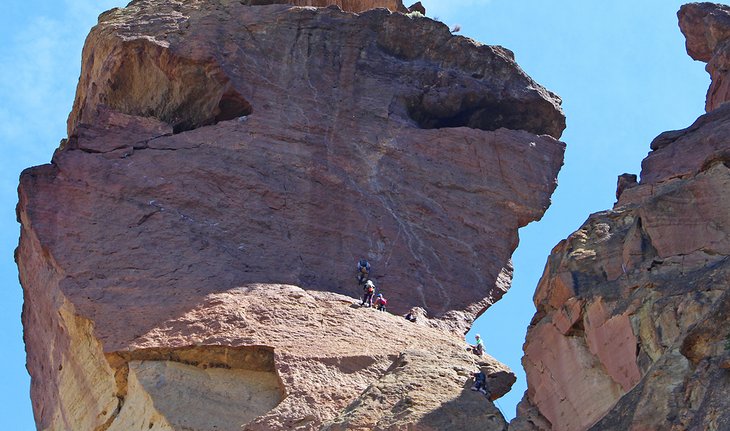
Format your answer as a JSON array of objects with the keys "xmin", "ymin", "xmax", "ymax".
[{"xmin": 373, "ymin": 293, "xmax": 387, "ymax": 311}]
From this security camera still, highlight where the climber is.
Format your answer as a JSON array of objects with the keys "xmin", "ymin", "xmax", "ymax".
[
  {"xmin": 470, "ymin": 370, "xmax": 491, "ymax": 398},
  {"xmin": 404, "ymin": 312, "xmax": 417, "ymax": 323},
  {"xmin": 361, "ymin": 279, "xmax": 376, "ymax": 307},
  {"xmin": 356, "ymin": 258, "xmax": 371, "ymax": 286},
  {"xmin": 468, "ymin": 334, "xmax": 484, "ymax": 356},
  {"xmin": 374, "ymin": 293, "xmax": 388, "ymax": 311}
]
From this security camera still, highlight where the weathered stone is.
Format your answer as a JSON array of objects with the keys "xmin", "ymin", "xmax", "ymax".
[
  {"xmin": 509, "ymin": 393, "xmax": 550, "ymax": 431},
  {"xmin": 515, "ymin": 154, "xmax": 730, "ymax": 431},
  {"xmin": 512, "ymin": 5, "xmax": 730, "ymax": 430},
  {"xmin": 240, "ymin": 0, "xmax": 409, "ymax": 13},
  {"xmin": 679, "ymin": 2, "xmax": 730, "ymax": 111},
  {"xmin": 43, "ymin": 0, "xmax": 565, "ymax": 333},
  {"xmin": 643, "ymin": 103, "xmax": 730, "ymax": 184},
  {"xmin": 18, "ymin": 1, "xmax": 565, "ymax": 430},
  {"xmin": 551, "ymin": 297, "xmax": 583, "ymax": 335},
  {"xmin": 407, "ymin": 2, "xmax": 425, "ymax": 15},
  {"xmin": 615, "ymin": 173, "xmax": 637, "ymax": 201}
]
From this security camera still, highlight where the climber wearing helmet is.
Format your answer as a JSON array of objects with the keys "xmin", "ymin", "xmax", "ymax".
[
  {"xmin": 361, "ymin": 280, "xmax": 376, "ymax": 307},
  {"xmin": 469, "ymin": 334, "xmax": 484, "ymax": 356},
  {"xmin": 356, "ymin": 258, "xmax": 371, "ymax": 286},
  {"xmin": 374, "ymin": 293, "xmax": 388, "ymax": 311}
]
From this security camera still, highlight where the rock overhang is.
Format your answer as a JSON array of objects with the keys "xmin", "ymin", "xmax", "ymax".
[
  {"xmin": 69, "ymin": 2, "xmax": 566, "ymax": 139},
  {"xmin": 18, "ymin": 1, "xmax": 568, "ymax": 429},
  {"xmin": 48, "ymin": 0, "xmax": 569, "ymax": 330}
]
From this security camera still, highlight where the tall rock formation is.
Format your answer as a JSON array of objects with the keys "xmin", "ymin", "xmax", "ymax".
[
  {"xmin": 511, "ymin": 3, "xmax": 730, "ymax": 431},
  {"xmin": 16, "ymin": 1, "xmax": 565, "ymax": 430},
  {"xmin": 679, "ymin": 2, "xmax": 730, "ymax": 112}
]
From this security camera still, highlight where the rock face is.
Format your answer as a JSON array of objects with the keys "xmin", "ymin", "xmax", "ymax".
[
  {"xmin": 17, "ymin": 1, "xmax": 565, "ymax": 430},
  {"xmin": 679, "ymin": 2, "xmax": 730, "ymax": 112},
  {"xmin": 239, "ymin": 0, "xmax": 414, "ymax": 14},
  {"xmin": 511, "ymin": 4, "xmax": 730, "ymax": 431}
]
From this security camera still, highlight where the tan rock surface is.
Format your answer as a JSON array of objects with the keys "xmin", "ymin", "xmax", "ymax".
[
  {"xmin": 17, "ymin": 1, "xmax": 565, "ymax": 430},
  {"xmin": 512, "ymin": 5, "xmax": 730, "ymax": 430}
]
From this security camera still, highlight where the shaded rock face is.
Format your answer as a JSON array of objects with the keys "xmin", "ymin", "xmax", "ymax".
[
  {"xmin": 679, "ymin": 2, "xmax": 730, "ymax": 111},
  {"xmin": 17, "ymin": 1, "xmax": 565, "ymax": 430},
  {"xmin": 511, "ymin": 5, "xmax": 730, "ymax": 431}
]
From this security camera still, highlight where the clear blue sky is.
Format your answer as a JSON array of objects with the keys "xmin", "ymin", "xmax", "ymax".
[{"xmin": 0, "ymin": 1, "xmax": 711, "ymax": 428}]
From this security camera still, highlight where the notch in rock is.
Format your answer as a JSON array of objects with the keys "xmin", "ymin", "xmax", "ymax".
[
  {"xmin": 172, "ymin": 89, "xmax": 253, "ymax": 134},
  {"xmin": 406, "ymin": 93, "xmax": 530, "ymax": 133},
  {"xmin": 215, "ymin": 90, "xmax": 253, "ymax": 124}
]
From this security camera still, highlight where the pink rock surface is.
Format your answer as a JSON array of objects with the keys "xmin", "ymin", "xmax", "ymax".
[
  {"xmin": 584, "ymin": 300, "xmax": 641, "ymax": 392},
  {"xmin": 17, "ymin": 1, "xmax": 565, "ymax": 430}
]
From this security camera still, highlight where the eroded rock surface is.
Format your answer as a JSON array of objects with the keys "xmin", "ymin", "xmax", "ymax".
[
  {"xmin": 18, "ymin": 0, "xmax": 566, "ymax": 429},
  {"xmin": 512, "ymin": 5, "xmax": 730, "ymax": 431},
  {"xmin": 679, "ymin": 2, "xmax": 730, "ymax": 111}
]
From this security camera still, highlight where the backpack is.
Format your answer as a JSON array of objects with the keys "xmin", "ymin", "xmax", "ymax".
[{"xmin": 367, "ymin": 285, "xmax": 375, "ymax": 294}]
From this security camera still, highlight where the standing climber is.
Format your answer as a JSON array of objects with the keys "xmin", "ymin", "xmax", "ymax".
[
  {"xmin": 356, "ymin": 258, "xmax": 371, "ymax": 286},
  {"xmin": 374, "ymin": 293, "xmax": 388, "ymax": 311},
  {"xmin": 361, "ymin": 280, "xmax": 376, "ymax": 307},
  {"xmin": 468, "ymin": 334, "xmax": 484, "ymax": 356},
  {"xmin": 470, "ymin": 370, "xmax": 491, "ymax": 398}
]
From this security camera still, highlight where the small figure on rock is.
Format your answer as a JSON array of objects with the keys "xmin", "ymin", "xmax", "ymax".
[
  {"xmin": 374, "ymin": 293, "xmax": 388, "ymax": 311},
  {"xmin": 356, "ymin": 258, "xmax": 371, "ymax": 286},
  {"xmin": 470, "ymin": 370, "xmax": 491, "ymax": 398},
  {"xmin": 404, "ymin": 312, "xmax": 417, "ymax": 323},
  {"xmin": 468, "ymin": 334, "xmax": 484, "ymax": 356},
  {"xmin": 361, "ymin": 280, "xmax": 376, "ymax": 307}
]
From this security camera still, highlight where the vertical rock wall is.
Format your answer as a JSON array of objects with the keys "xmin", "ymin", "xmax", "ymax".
[{"xmin": 512, "ymin": 3, "xmax": 730, "ymax": 430}]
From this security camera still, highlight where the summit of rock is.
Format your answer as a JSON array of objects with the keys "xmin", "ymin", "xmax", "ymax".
[
  {"xmin": 679, "ymin": 2, "xmax": 730, "ymax": 111},
  {"xmin": 17, "ymin": 1, "xmax": 565, "ymax": 430}
]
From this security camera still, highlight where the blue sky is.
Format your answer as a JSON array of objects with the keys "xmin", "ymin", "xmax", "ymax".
[{"xmin": 0, "ymin": 0, "xmax": 712, "ymax": 428}]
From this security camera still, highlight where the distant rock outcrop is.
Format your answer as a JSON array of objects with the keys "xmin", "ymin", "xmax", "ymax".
[
  {"xmin": 679, "ymin": 2, "xmax": 730, "ymax": 111},
  {"xmin": 511, "ymin": 3, "xmax": 730, "ymax": 431},
  {"xmin": 17, "ymin": 0, "xmax": 565, "ymax": 430}
]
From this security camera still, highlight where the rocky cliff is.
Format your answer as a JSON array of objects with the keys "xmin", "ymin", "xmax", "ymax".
[
  {"xmin": 679, "ymin": 2, "xmax": 730, "ymax": 112},
  {"xmin": 17, "ymin": 1, "xmax": 566, "ymax": 430},
  {"xmin": 511, "ymin": 3, "xmax": 730, "ymax": 431}
]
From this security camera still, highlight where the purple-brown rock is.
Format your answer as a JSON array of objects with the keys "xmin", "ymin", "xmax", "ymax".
[
  {"xmin": 679, "ymin": 2, "xmax": 730, "ymax": 111},
  {"xmin": 17, "ymin": 1, "xmax": 565, "ymax": 430}
]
